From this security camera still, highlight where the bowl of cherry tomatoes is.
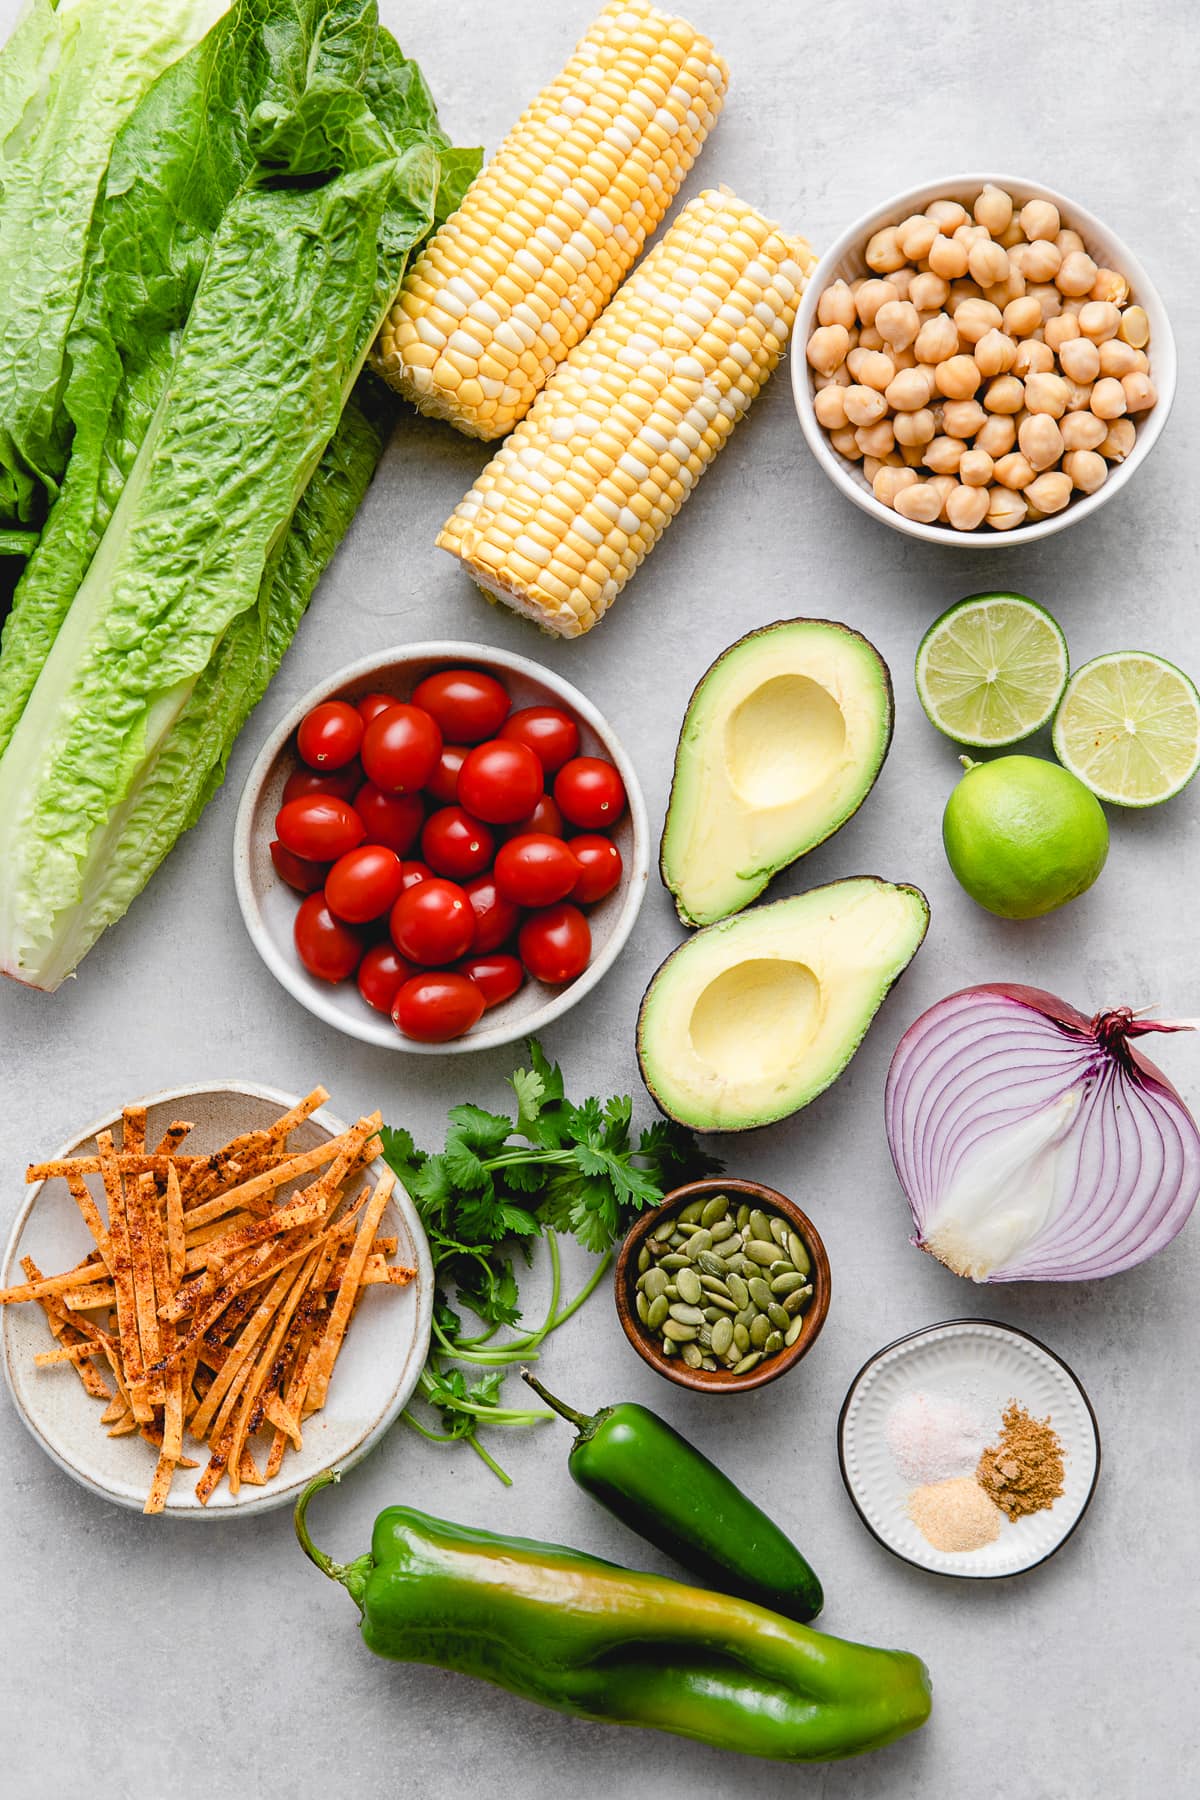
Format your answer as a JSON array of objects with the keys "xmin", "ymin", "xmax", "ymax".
[{"xmin": 234, "ymin": 642, "xmax": 648, "ymax": 1051}]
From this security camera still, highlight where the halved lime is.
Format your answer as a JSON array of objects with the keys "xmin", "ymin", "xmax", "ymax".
[
  {"xmin": 916, "ymin": 592, "xmax": 1069, "ymax": 748},
  {"xmin": 1052, "ymin": 651, "xmax": 1200, "ymax": 807}
]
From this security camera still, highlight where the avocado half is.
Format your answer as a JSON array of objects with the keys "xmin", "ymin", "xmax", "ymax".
[
  {"xmin": 660, "ymin": 620, "xmax": 895, "ymax": 927},
  {"xmin": 637, "ymin": 877, "xmax": 930, "ymax": 1132}
]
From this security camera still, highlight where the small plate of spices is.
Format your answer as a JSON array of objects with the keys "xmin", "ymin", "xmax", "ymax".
[{"xmin": 837, "ymin": 1319, "xmax": 1100, "ymax": 1578}]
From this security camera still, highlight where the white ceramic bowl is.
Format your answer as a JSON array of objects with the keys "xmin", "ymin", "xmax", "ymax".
[
  {"xmin": 1, "ymin": 1082, "xmax": 433, "ymax": 1517},
  {"xmin": 235, "ymin": 641, "xmax": 648, "ymax": 1054},
  {"xmin": 791, "ymin": 174, "xmax": 1176, "ymax": 547}
]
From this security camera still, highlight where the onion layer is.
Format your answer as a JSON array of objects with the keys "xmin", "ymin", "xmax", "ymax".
[{"xmin": 884, "ymin": 983, "xmax": 1200, "ymax": 1282}]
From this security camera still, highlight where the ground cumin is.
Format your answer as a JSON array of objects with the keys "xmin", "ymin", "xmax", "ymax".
[{"xmin": 976, "ymin": 1399, "xmax": 1064, "ymax": 1521}]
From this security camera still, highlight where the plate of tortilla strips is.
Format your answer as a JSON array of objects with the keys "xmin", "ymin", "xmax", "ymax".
[{"xmin": 0, "ymin": 1082, "xmax": 432, "ymax": 1516}]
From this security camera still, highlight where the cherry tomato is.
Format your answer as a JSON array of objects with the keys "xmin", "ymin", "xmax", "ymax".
[
  {"xmin": 569, "ymin": 834, "xmax": 623, "ymax": 903},
  {"xmin": 276, "ymin": 794, "xmax": 365, "ymax": 862},
  {"xmin": 427, "ymin": 744, "xmax": 469, "ymax": 806},
  {"xmin": 554, "ymin": 757, "xmax": 627, "ymax": 830},
  {"xmin": 411, "ymin": 668, "xmax": 511, "ymax": 743},
  {"xmin": 354, "ymin": 783, "xmax": 424, "ymax": 856},
  {"xmin": 464, "ymin": 873, "xmax": 521, "ymax": 953},
  {"xmin": 282, "ymin": 762, "xmax": 362, "ymax": 806},
  {"xmin": 500, "ymin": 705, "xmax": 580, "ymax": 773},
  {"xmin": 324, "ymin": 845, "xmax": 405, "ymax": 924},
  {"xmin": 458, "ymin": 953, "xmax": 523, "ymax": 1009},
  {"xmin": 421, "ymin": 806, "xmax": 495, "ymax": 880},
  {"xmin": 294, "ymin": 894, "xmax": 363, "ymax": 983},
  {"xmin": 362, "ymin": 703, "xmax": 442, "ymax": 794},
  {"xmin": 398, "ymin": 859, "xmax": 432, "ymax": 893},
  {"xmin": 494, "ymin": 833, "xmax": 581, "ymax": 907},
  {"xmin": 357, "ymin": 943, "xmax": 413, "ymax": 1014},
  {"xmin": 270, "ymin": 840, "xmax": 327, "ymax": 894},
  {"xmin": 392, "ymin": 972, "xmax": 485, "ymax": 1043},
  {"xmin": 357, "ymin": 691, "xmax": 400, "ymax": 726},
  {"xmin": 458, "ymin": 738, "xmax": 543, "ymax": 824},
  {"xmin": 389, "ymin": 877, "xmax": 475, "ymax": 965},
  {"xmin": 518, "ymin": 903, "xmax": 591, "ymax": 984},
  {"xmin": 505, "ymin": 793, "xmax": 564, "ymax": 839},
  {"xmin": 297, "ymin": 700, "xmax": 364, "ymax": 771}
]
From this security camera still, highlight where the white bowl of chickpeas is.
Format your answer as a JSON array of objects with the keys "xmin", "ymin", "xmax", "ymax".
[{"xmin": 791, "ymin": 175, "xmax": 1174, "ymax": 543}]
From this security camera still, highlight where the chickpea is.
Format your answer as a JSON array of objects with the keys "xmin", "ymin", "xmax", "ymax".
[
  {"xmin": 900, "ymin": 441, "xmax": 927, "ymax": 467},
  {"xmin": 935, "ymin": 354, "xmax": 983, "ymax": 399},
  {"xmin": 1058, "ymin": 336, "xmax": 1101, "ymax": 384},
  {"xmin": 1019, "ymin": 412, "xmax": 1065, "ymax": 469},
  {"xmin": 844, "ymin": 384, "xmax": 889, "ymax": 428},
  {"xmin": 858, "ymin": 325, "xmax": 885, "ymax": 351},
  {"xmin": 1090, "ymin": 376, "xmax": 1128, "ymax": 420},
  {"xmin": 1118, "ymin": 305, "xmax": 1150, "ymax": 348},
  {"xmin": 984, "ymin": 375, "xmax": 1025, "ymax": 414},
  {"xmin": 865, "ymin": 226, "xmax": 907, "ymax": 273},
  {"xmin": 975, "ymin": 413, "xmax": 1017, "ymax": 458},
  {"xmin": 947, "ymin": 280, "xmax": 986, "ymax": 312},
  {"xmin": 953, "ymin": 221, "xmax": 990, "ymax": 247},
  {"xmin": 886, "ymin": 368, "xmax": 933, "ymax": 411},
  {"xmin": 958, "ymin": 447, "xmax": 994, "ymax": 487},
  {"xmin": 909, "ymin": 271, "xmax": 950, "ymax": 311},
  {"xmin": 875, "ymin": 299, "xmax": 921, "ymax": 350},
  {"xmin": 856, "ymin": 279, "xmax": 899, "ymax": 327},
  {"xmin": 1090, "ymin": 269, "xmax": 1129, "ymax": 306},
  {"xmin": 847, "ymin": 348, "xmax": 896, "ymax": 390},
  {"xmin": 894, "ymin": 407, "xmax": 937, "ymax": 446},
  {"xmin": 994, "ymin": 451, "xmax": 1035, "ymax": 490},
  {"xmin": 952, "ymin": 298, "xmax": 1003, "ymax": 345},
  {"xmin": 813, "ymin": 385, "xmax": 849, "ymax": 430},
  {"xmin": 1078, "ymin": 301, "xmax": 1121, "ymax": 343},
  {"xmin": 1063, "ymin": 379, "xmax": 1094, "ymax": 413},
  {"xmin": 890, "ymin": 344, "xmax": 918, "ymax": 371},
  {"xmin": 1021, "ymin": 239, "xmax": 1063, "ymax": 282},
  {"xmin": 890, "ymin": 268, "xmax": 914, "ymax": 299},
  {"xmin": 996, "ymin": 217, "xmax": 1027, "ymax": 250},
  {"xmin": 974, "ymin": 184, "xmax": 1014, "ymax": 235},
  {"xmin": 927, "ymin": 198, "xmax": 969, "ymax": 232},
  {"xmin": 974, "ymin": 329, "xmax": 1018, "ymax": 378},
  {"xmin": 1024, "ymin": 471, "xmax": 1072, "ymax": 514},
  {"xmin": 1055, "ymin": 250, "xmax": 1099, "ymax": 298},
  {"xmin": 856, "ymin": 419, "xmax": 896, "ymax": 458},
  {"xmin": 1098, "ymin": 339, "xmax": 1148, "ymax": 378},
  {"xmin": 925, "ymin": 473, "xmax": 958, "ymax": 519},
  {"xmin": 946, "ymin": 484, "xmax": 990, "ymax": 531},
  {"xmin": 873, "ymin": 465, "xmax": 919, "ymax": 505},
  {"xmin": 1044, "ymin": 312, "xmax": 1081, "ymax": 353},
  {"xmin": 817, "ymin": 280, "xmax": 857, "ymax": 330},
  {"xmin": 986, "ymin": 488, "xmax": 1029, "ymax": 531},
  {"xmin": 893, "ymin": 481, "xmax": 944, "ymax": 524},
  {"xmin": 1063, "ymin": 449, "xmax": 1108, "ymax": 494},
  {"xmin": 914, "ymin": 312, "xmax": 959, "ymax": 363},
  {"xmin": 1122, "ymin": 372, "xmax": 1157, "ymax": 412},
  {"xmin": 895, "ymin": 213, "xmax": 938, "ymax": 261},
  {"xmin": 1024, "ymin": 371, "xmax": 1070, "ymax": 417},
  {"xmin": 968, "ymin": 238, "xmax": 1010, "ymax": 289},
  {"xmin": 813, "ymin": 366, "xmax": 851, "ymax": 389},
  {"xmin": 1013, "ymin": 340, "xmax": 1055, "ymax": 379},
  {"xmin": 923, "ymin": 435, "xmax": 965, "ymax": 474},
  {"xmin": 1055, "ymin": 228, "xmax": 1086, "ymax": 256},
  {"xmin": 830, "ymin": 425, "xmax": 863, "ymax": 460},
  {"xmin": 983, "ymin": 269, "xmax": 1027, "ymax": 309},
  {"xmin": 1020, "ymin": 198, "xmax": 1061, "ymax": 242},
  {"xmin": 942, "ymin": 398, "xmax": 987, "ymax": 439},
  {"xmin": 1027, "ymin": 282, "xmax": 1063, "ymax": 321},
  {"xmin": 806, "ymin": 324, "xmax": 850, "ymax": 375},
  {"xmin": 1099, "ymin": 418, "xmax": 1136, "ymax": 460},
  {"xmin": 928, "ymin": 233, "xmax": 970, "ymax": 280},
  {"xmin": 1060, "ymin": 410, "xmax": 1109, "ymax": 452},
  {"xmin": 1003, "ymin": 295, "xmax": 1044, "ymax": 338}
]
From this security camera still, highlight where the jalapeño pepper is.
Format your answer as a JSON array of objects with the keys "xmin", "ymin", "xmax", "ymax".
[
  {"xmin": 295, "ymin": 1471, "xmax": 932, "ymax": 1764},
  {"xmin": 522, "ymin": 1371, "xmax": 823, "ymax": 1622}
]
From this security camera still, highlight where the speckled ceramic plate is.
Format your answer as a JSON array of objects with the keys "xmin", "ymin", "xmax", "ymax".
[
  {"xmin": 838, "ymin": 1319, "xmax": 1100, "ymax": 1578},
  {"xmin": 1, "ymin": 1083, "xmax": 432, "ymax": 1518}
]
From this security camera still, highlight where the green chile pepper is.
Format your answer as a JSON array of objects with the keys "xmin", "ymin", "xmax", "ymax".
[
  {"xmin": 295, "ymin": 1471, "xmax": 932, "ymax": 1764},
  {"xmin": 522, "ymin": 1371, "xmax": 823, "ymax": 1623}
]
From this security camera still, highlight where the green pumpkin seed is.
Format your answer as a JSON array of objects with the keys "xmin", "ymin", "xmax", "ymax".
[
  {"xmin": 675, "ymin": 1268, "xmax": 702, "ymax": 1305},
  {"xmin": 662, "ymin": 1320, "xmax": 698, "ymax": 1342},
  {"xmin": 660, "ymin": 1254, "xmax": 689, "ymax": 1271},
  {"xmin": 642, "ymin": 1267, "xmax": 669, "ymax": 1300},
  {"xmin": 637, "ymin": 1246, "xmax": 651, "ymax": 1273},
  {"xmin": 783, "ymin": 1287, "xmax": 809, "ymax": 1317},
  {"xmin": 736, "ymin": 1203, "xmax": 751, "ymax": 1231},
  {"xmin": 770, "ymin": 1270, "xmax": 807, "ymax": 1297},
  {"xmin": 652, "ymin": 1217, "xmax": 675, "ymax": 1242},
  {"xmin": 675, "ymin": 1220, "xmax": 700, "ymax": 1236},
  {"xmin": 662, "ymin": 1337, "xmax": 678, "ymax": 1356},
  {"xmin": 665, "ymin": 1284, "xmax": 679, "ymax": 1300},
  {"xmin": 733, "ymin": 1322, "xmax": 751, "ymax": 1353},
  {"xmin": 695, "ymin": 1251, "xmax": 728, "ymax": 1278},
  {"xmin": 702, "ymin": 1355, "xmax": 719, "ymax": 1371},
  {"xmin": 748, "ymin": 1276, "xmax": 773, "ymax": 1310},
  {"xmin": 710, "ymin": 1318, "xmax": 734, "ymax": 1357},
  {"xmin": 678, "ymin": 1198, "xmax": 706, "ymax": 1224},
  {"xmin": 646, "ymin": 1295, "xmax": 669, "ymax": 1330},
  {"xmin": 701, "ymin": 1306, "xmax": 722, "ymax": 1324},
  {"xmin": 700, "ymin": 1195, "xmax": 728, "ymax": 1227},
  {"xmin": 784, "ymin": 1316, "xmax": 805, "ymax": 1347},
  {"xmin": 769, "ymin": 1217, "xmax": 790, "ymax": 1247},
  {"xmin": 764, "ymin": 1330, "xmax": 784, "ymax": 1354},
  {"xmin": 668, "ymin": 1232, "xmax": 688, "ymax": 1248},
  {"xmin": 725, "ymin": 1272, "xmax": 750, "ymax": 1311},
  {"xmin": 735, "ymin": 1304, "xmax": 757, "ymax": 1330},
  {"xmin": 767, "ymin": 1303, "xmax": 791, "ymax": 1330},
  {"xmin": 681, "ymin": 1341, "xmax": 704, "ymax": 1368},
  {"xmin": 744, "ymin": 1239, "xmax": 778, "ymax": 1266},
  {"xmin": 733, "ymin": 1352, "xmax": 763, "ymax": 1375},
  {"xmin": 687, "ymin": 1228, "xmax": 713, "ymax": 1257},
  {"xmin": 635, "ymin": 1291, "xmax": 649, "ymax": 1323},
  {"xmin": 749, "ymin": 1313, "xmax": 771, "ymax": 1349},
  {"xmin": 728, "ymin": 1254, "xmax": 754, "ymax": 1278},
  {"xmin": 747, "ymin": 1209, "xmax": 770, "ymax": 1241},
  {"xmin": 669, "ymin": 1303, "xmax": 705, "ymax": 1326},
  {"xmin": 709, "ymin": 1218, "xmax": 736, "ymax": 1243},
  {"xmin": 788, "ymin": 1233, "xmax": 811, "ymax": 1276},
  {"xmin": 705, "ymin": 1293, "xmax": 738, "ymax": 1315},
  {"xmin": 698, "ymin": 1273, "xmax": 729, "ymax": 1297}
]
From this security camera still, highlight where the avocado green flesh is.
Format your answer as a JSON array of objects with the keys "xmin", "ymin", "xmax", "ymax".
[
  {"xmin": 637, "ymin": 879, "xmax": 929, "ymax": 1132},
  {"xmin": 660, "ymin": 620, "xmax": 894, "ymax": 927}
]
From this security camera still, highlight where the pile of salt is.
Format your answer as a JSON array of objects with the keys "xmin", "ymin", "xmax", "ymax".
[{"xmin": 885, "ymin": 1390, "xmax": 990, "ymax": 1485}]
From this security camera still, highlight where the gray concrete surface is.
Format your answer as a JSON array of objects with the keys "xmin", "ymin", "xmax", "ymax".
[{"xmin": 1, "ymin": 2, "xmax": 1197, "ymax": 1795}]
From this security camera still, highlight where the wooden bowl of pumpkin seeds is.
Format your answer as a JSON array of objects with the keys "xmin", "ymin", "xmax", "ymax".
[{"xmin": 614, "ymin": 1178, "xmax": 831, "ymax": 1393}]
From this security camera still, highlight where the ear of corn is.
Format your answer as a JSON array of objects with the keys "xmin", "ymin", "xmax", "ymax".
[
  {"xmin": 373, "ymin": 1, "xmax": 728, "ymax": 440},
  {"xmin": 437, "ymin": 188, "xmax": 813, "ymax": 638}
]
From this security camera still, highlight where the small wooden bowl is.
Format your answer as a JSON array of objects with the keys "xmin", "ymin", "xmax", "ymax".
[{"xmin": 614, "ymin": 1177, "xmax": 831, "ymax": 1394}]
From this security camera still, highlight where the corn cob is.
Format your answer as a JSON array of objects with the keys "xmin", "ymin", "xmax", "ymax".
[
  {"xmin": 372, "ymin": 2, "xmax": 727, "ymax": 440},
  {"xmin": 438, "ymin": 188, "xmax": 813, "ymax": 638}
]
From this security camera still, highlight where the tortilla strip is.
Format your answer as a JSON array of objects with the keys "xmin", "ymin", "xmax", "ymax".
[
  {"xmin": 63, "ymin": 1174, "xmax": 113, "ymax": 1267},
  {"xmin": 108, "ymin": 1412, "xmax": 138, "ymax": 1438},
  {"xmin": 100, "ymin": 1394, "xmax": 127, "ymax": 1426},
  {"xmin": 25, "ymin": 1153, "xmax": 202, "ymax": 1183},
  {"xmin": 34, "ymin": 1342, "xmax": 106, "ymax": 1365},
  {"xmin": 305, "ymin": 1172, "xmax": 395, "ymax": 1413},
  {"xmin": 198, "ymin": 1184, "xmax": 333, "ymax": 1278},
  {"xmin": 224, "ymin": 1252, "xmax": 321, "ymax": 1492},
  {"xmin": 0, "ymin": 1257, "xmax": 110, "ymax": 1305},
  {"xmin": 165, "ymin": 1164, "xmax": 186, "ymax": 1286},
  {"xmin": 237, "ymin": 1447, "xmax": 267, "ymax": 1487},
  {"xmin": 97, "ymin": 1134, "xmax": 151, "ymax": 1423},
  {"xmin": 63, "ymin": 1285, "xmax": 118, "ymax": 1309},
  {"xmin": 20, "ymin": 1256, "xmax": 113, "ymax": 1401},
  {"xmin": 122, "ymin": 1106, "xmax": 147, "ymax": 1157},
  {"xmin": 189, "ymin": 1263, "xmax": 300, "ymax": 1441},
  {"xmin": 126, "ymin": 1174, "xmax": 165, "ymax": 1405},
  {"xmin": 153, "ymin": 1121, "xmax": 194, "ymax": 1157},
  {"xmin": 145, "ymin": 1450, "xmax": 176, "ymax": 1515},
  {"xmin": 180, "ymin": 1137, "xmax": 347, "ymax": 1232}
]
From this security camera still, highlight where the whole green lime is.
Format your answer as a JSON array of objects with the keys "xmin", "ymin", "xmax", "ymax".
[{"xmin": 942, "ymin": 755, "xmax": 1109, "ymax": 919}]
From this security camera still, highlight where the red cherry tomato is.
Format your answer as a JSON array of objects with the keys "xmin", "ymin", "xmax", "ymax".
[
  {"xmin": 294, "ymin": 894, "xmax": 363, "ymax": 983},
  {"xmin": 458, "ymin": 953, "xmax": 523, "ymax": 1009},
  {"xmin": 354, "ymin": 783, "xmax": 424, "ymax": 856},
  {"xmin": 518, "ymin": 903, "xmax": 591, "ymax": 984},
  {"xmin": 324, "ymin": 845, "xmax": 405, "ymax": 924},
  {"xmin": 421, "ymin": 806, "xmax": 496, "ymax": 880},
  {"xmin": 357, "ymin": 943, "xmax": 413, "ymax": 1014},
  {"xmin": 398, "ymin": 860, "xmax": 432, "ymax": 893},
  {"xmin": 500, "ymin": 705, "xmax": 580, "ymax": 773},
  {"xmin": 362, "ymin": 704, "xmax": 442, "ymax": 794},
  {"xmin": 494, "ymin": 833, "xmax": 581, "ymax": 907},
  {"xmin": 427, "ymin": 744, "xmax": 469, "ymax": 806},
  {"xmin": 554, "ymin": 757, "xmax": 627, "ymax": 829},
  {"xmin": 505, "ymin": 793, "xmax": 564, "ymax": 839},
  {"xmin": 458, "ymin": 739, "xmax": 543, "ymax": 824},
  {"xmin": 569, "ymin": 834, "xmax": 624, "ymax": 903},
  {"xmin": 392, "ymin": 972, "xmax": 485, "ymax": 1043},
  {"xmin": 282, "ymin": 762, "xmax": 362, "ymax": 806},
  {"xmin": 276, "ymin": 794, "xmax": 365, "ymax": 862},
  {"xmin": 297, "ymin": 700, "xmax": 364, "ymax": 771},
  {"xmin": 464, "ymin": 873, "xmax": 521, "ymax": 953},
  {"xmin": 411, "ymin": 669, "xmax": 511, "ymax": 744},
  {"xmin": 389, "ymin": 877, "xmax": 475, "ymax": 965},
  {"xmin": 357, "ymin": 692, "xmax": 400, "ymax": 726},
  {"xmin": 270, "ymin": 840, "xmax": 327, "ymax": 894}
]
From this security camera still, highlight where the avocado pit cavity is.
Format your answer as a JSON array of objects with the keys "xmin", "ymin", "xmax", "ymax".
[
  {"xmin": 689, "ymin": 957, "xmax": 820, "ymax": 1082},
  {"xmin": 726, "ymin": 675, "xmax": 847, "ymax": 809}
]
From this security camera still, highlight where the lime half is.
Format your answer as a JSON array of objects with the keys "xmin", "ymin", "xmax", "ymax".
[
  {"xmin": 916, "ymin": 592, "xmax": 1069, "ymax": 748},
  {"xmin": 1052, "ymin": 651, "xmax": 1200, "ymax": 807}
]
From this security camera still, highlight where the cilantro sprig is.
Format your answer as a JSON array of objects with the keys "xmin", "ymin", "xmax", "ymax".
[{"xmin": 383, "ymin": 1040, "xmax": 719, "ymax": 1482}]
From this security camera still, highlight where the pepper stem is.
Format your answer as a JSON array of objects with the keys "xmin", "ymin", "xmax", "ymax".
[
  {"xmin": 520, "ymin": 1368, "xmax": 591, "ymax": 1432},
  {"xmin": 294, "ymin": 1469, "xmax": 342, "ymax": 1580}
]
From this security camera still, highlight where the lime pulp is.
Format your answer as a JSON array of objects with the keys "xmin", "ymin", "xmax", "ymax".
[
  {"xmin": 1052, "ymin": 651, "xmax": 1200, "ymax": 807},
  {"xmin": 916, "ymin": 592, "xmax": 1069, "ymax": 748}
]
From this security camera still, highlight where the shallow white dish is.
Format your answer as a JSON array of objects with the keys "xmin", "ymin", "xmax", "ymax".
[
  {"xmin": 791, "ymin": 173, "xmax": 1175, "ymax": 547},
  {"xmin": 235, "ymin": 640, "xmax": 649, "ymax": 1054},
  {"xmin": 838, "ymin": 1318, "xmax": 1100, "ymax": 1578},
  {"xmin": 1, "ymin": 1082, "xmax": 432, "ymax": 1517}
]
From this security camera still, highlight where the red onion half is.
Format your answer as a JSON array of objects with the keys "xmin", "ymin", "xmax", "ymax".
[{"xmin": 884, "ymin": 984, "xmax": 1200, "ymax": 1282}]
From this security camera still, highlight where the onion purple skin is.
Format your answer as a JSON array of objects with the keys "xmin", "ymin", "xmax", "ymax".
[{"xmin": 884, "ymin": 982, "xmax": 1200, "ymax": 1283}]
